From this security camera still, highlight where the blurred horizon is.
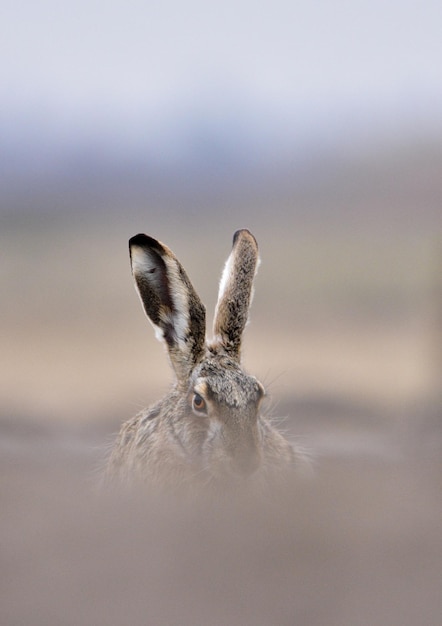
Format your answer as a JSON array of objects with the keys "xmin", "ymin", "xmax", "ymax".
[{"xmin": 2, "ymin": 0, "xmax": 442, "ymax": 215}]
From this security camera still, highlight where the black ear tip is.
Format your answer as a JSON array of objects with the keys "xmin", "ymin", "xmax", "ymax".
[
  {"xmin": 129, "ymin": 234, "xmax": 146, "ymax": 248},
  {"xmin": 129, "ymin": 234, "xmax": 162, "ymax": 250}
]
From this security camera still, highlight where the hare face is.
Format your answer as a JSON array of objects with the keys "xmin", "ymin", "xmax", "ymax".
[{"xmin": 190, "ymin": 354, "xmax": 265, "ymax": 478}]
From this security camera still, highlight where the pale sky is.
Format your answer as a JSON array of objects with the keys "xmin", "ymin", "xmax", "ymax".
[{"xmin": 2, "ymin": 0, "xmax": 442, "ymax": 156}]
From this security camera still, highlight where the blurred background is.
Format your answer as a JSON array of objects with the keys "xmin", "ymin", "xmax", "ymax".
[{"xmin": 1, "ymin": 1, "xmax": 441, "ymax": 625}]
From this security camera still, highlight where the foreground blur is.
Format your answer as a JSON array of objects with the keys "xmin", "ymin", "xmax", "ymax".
[{"xmin": 1, "ymin": 418, "xmax": 441, "ymax": 626}]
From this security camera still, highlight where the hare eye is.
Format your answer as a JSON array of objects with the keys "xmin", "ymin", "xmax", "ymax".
[{"xmin": 192, "ymin": 393, "xmax": 207, "ymax": 414}]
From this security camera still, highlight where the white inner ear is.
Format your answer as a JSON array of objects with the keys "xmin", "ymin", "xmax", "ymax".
[
  {"xmin": 131, "ymin": 246, "xmax": 163, "ymax": 292},
  {"xmin": 216, "ymin": 251, "xmax": 235, "ymax": 307},
  {"xmin": 161, "ymin": 255, "xmax": 189, "ymax": 348},
  {"xmin": 131, "ymin": 245, "xmax": 189, "ymax": 347},
  {"xmin": 214, "ymin": 251, "xmax": 261, "ymax": 327}
]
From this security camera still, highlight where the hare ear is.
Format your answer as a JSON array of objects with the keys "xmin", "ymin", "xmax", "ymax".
[
  {"xmin": 129, "ymin": 234, "xmax": 206, "ymax": 385},
  {"xmin": 212, "ymin": 229, "xmax": 260, "ymax": 361}
]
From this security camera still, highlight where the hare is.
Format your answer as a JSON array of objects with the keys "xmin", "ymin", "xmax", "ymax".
[{"xmin": 105, "ymin": 229, "xmax": 305, "ymax": 489}]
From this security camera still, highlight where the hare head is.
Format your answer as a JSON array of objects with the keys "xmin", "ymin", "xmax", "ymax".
[{"xmin": 107, "ymin": 229, "xmax": 298, "ymax": 488}]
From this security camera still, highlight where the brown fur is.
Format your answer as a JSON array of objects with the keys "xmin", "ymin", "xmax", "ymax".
[{"xmin": 105, "ymin": 229, "xmax": 306, "ymax": 490}]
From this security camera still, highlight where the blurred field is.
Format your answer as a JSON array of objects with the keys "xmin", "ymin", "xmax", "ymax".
[
  {"xmin": 1, "ymin": 158, "xmax": 441, "ymax": 624},
  {"xmin": 1, "ymin": 201, "xmax": 439, "ymax": 426}
]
